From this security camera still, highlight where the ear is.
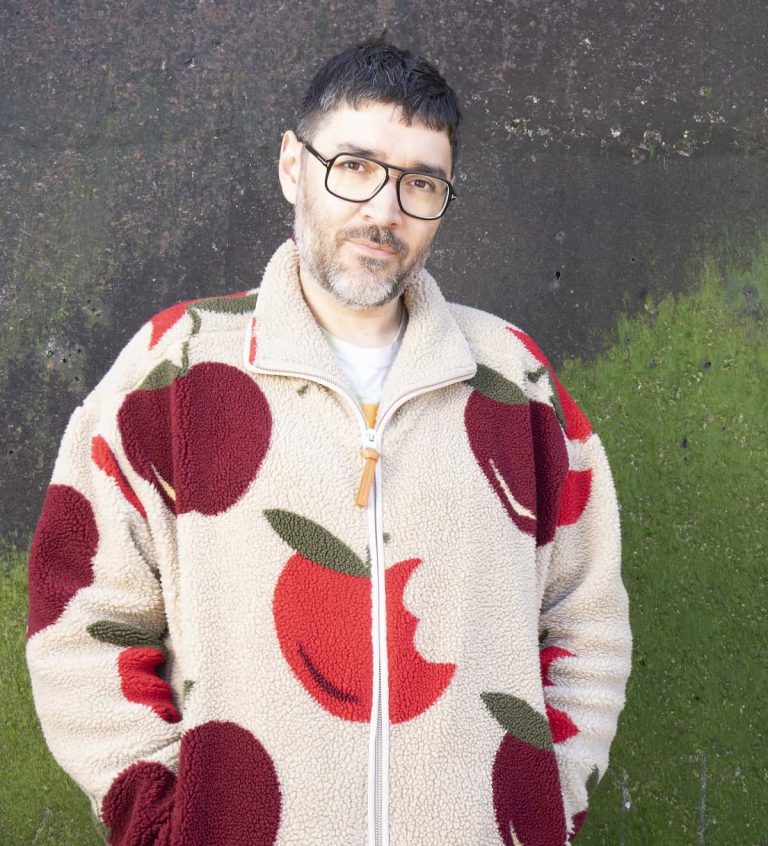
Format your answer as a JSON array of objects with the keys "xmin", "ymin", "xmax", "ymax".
[{"xmin": 278, "ymin": 130, "xmax": 303, "ymax": 205}]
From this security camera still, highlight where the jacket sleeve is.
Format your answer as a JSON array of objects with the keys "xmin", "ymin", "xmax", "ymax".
[
  {"xmin": 25, "ymin": 323, "xmax": 182, "ymax": 843},
  {"xmin": 535, "ymin": 391, "xmax": 632, "ymax": 840}
]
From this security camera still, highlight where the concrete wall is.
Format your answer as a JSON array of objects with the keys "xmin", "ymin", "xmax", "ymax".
[{"xmin": 3, "ymin": 0, "xmax": 767, "ymax": 544}]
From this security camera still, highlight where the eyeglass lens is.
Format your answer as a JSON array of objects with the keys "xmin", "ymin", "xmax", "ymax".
[{"xmin": 327, "ymin": 155, "xmax": 449, "ymax": 219}]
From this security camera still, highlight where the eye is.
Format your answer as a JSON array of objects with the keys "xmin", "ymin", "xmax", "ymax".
[
  {"xmin": 405, "ymin": 175, "xmax": 438, "ymax": 193},
  {"xmin": 335, "ymin": 157, "xmax": 371, "ymax": 173}
]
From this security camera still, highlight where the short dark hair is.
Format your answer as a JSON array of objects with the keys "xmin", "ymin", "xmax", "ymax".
[{"xmin": 296, "ymin": 37, "xmax": 462, "ymax": 168}]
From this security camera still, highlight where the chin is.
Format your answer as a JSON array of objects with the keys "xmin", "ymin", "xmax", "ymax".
[{"xmin": 327, "ymin": 272, "xmax": 401, "ymax": 310}]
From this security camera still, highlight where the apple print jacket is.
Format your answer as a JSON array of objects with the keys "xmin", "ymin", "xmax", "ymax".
[{"xmin": 26, "ymin": 237, "xmax": 632, "ymax": 846}]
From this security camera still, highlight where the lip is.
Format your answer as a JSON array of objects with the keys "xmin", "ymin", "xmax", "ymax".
[{"xmin": 348, "ymin": 239, "xmax": 398, "ymax": 257}]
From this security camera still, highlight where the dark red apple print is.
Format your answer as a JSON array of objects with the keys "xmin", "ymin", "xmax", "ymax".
[
  {"xmin": 529, "ymin": 400, "xmax": 570, "ymax": 547},
  {"xmin": 148, "ymin": 290, "xmax": 256, "ymax": 349},
  {"xmin": 27, "ymin": 484, "xmax": 98, "ymax": 638},
  {"xmin": 481, "ymin": 692, "xmax": 567, "ymax": 846},
  {"xmin": 91, "ymin": 434, "xmax": 147, "ymax": 519},
  {"xmin": 118, "ymin": 361, "xmax": 271, "ymax": 516},
  {"xmin": 87, "ymin": 620, "xmax": 180, "ymax": 723},
  {"xmin": 540, "ymin": 645, "xmax": 579, "ymax": 744},
  {"xmin": 265, "ymin": 509, "xmax": 455, "ymax": 723},
  {"xmin": 464, "ymin": 365, "xmax": 536, "ymax": 537},
  {"xmin": 465, "ymin": 365, "xmax": 569, "ymax": 546},
  {"xmin": 506, "ymin": 327, "xmax": 592, "ymax": 442},
  {"xmin": 102, "ymin": 721, "xmax": 281, "ymax": 846},
  {"xmin": 119, "ymin": 292, "xmax": 269, "ymax": 517}
]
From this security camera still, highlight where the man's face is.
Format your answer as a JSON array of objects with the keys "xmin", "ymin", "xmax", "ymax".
[{"xmin": 289, "ymin": 102, "xmax": 453, "ymax": 311}]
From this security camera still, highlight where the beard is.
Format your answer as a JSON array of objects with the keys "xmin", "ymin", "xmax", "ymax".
[{"xmin": 293, "ymin": 178, "xmax": 434, "ymax": 311}]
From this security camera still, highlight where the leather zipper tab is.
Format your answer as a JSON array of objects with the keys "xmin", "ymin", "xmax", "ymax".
[{"xmin": 356, "ymin": 447, "xmax": 380, "ymax": 508}]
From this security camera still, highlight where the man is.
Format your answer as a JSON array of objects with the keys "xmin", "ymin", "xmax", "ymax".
[{"xmin": 26, "ymin": 39, "xmax": 631, "ymax": 846}]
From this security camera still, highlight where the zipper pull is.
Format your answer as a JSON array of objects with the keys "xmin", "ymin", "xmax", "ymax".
[{"xmin": 355, "ymin": 432, "xmax": 380, "ymax": 508}]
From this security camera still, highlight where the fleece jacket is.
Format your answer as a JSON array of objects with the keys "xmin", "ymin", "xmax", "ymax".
[{"xmin": 26, "ymin": 237, "xmax": 632, "ymax": 846}]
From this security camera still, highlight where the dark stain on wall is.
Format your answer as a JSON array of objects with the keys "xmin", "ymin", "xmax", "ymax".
[{"xmin": 1, "ymin": 0, "xmax": 767, "ymax": 544}]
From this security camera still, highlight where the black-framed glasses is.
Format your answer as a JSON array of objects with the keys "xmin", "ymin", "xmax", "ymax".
[{"xmin": 299, "ymin": 140, "xmax": 457, "ymax": 221}]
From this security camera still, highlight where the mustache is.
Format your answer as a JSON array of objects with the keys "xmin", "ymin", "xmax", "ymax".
[{"xmin": 340, "ymin": 227, "xmax": 407, "ymax": 255}]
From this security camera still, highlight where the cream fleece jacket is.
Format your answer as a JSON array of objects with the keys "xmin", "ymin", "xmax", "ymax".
[{"xmin": 26, "ymin": 237, "xmax": 632, "ymax": 846}]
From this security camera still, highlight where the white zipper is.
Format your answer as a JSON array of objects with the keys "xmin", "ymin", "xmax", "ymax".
[
  {"xmin": 243, "ymin": 342, "xmax": 474, "ymax": 846},
  {"xmin": 367, "ymin": 424, "xmax": 388, "ymax": 846}
]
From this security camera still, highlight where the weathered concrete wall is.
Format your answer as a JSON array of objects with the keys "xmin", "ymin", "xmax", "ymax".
[{"xmin": 2, "ymin": 0, "xmax": 767, "ymax": 544}]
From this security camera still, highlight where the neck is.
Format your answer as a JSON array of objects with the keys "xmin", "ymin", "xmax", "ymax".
[{"xmin": 298, "ymin": 265, "xmax": 405, "ymax": 348}]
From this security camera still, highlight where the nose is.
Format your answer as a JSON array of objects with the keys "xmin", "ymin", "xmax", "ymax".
[{"xmin": 361, "ymin": 173, "xmax": 403, "ymax": 227}]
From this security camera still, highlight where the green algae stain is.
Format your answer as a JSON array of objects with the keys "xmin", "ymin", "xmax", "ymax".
[{"xmin": 560, "ymin": 241, "xmax": 768, "ymax": 843}]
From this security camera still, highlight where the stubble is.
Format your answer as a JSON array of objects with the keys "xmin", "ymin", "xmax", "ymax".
[{"xmin": 293, "ymin": 177, "xmax": 433, "ymax": 311}]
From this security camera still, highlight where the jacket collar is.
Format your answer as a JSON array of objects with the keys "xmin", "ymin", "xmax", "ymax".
[{"xmin": 243, "ymin": 238, "xmax": 477, "ymax": 423}]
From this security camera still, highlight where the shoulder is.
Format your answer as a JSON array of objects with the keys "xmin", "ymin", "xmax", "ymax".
[
  {"xmin": 448, "ymin": 299, "xmax": 551, "ymax": 385},
  {"xmin": 448, "ymin": 300, "xmax": 593, "ymax": 442},
  {"xmin": 86, "ymin": 288, "xmax": 260, "ymax": 404}
]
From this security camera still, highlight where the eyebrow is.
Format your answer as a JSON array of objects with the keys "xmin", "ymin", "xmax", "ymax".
[{"xmin": 333, "ymin": 143, "xmax": 450, "ymax": 181}]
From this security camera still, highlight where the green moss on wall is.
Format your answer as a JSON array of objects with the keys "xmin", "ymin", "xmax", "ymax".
[
  {"xmin": 0, "ymin": 549, "xmax": 102, "ymax": 844},
  {"xmin": 562, "ymin": 240, "xmax": 767, "ymax": 844}
]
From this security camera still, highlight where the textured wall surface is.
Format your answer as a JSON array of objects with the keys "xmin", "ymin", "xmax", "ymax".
[
  {"xmin": 1, "ymin": 2, "xmax": 767, "ymax": 842},
  {"xmin": 2, "ymin": 0, "xmax": 767, "ymax": 544}
]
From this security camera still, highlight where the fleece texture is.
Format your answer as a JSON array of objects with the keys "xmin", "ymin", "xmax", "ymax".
[{"xmin": 26, "ymin": 238, "xmax": 632, "ymax": 846}]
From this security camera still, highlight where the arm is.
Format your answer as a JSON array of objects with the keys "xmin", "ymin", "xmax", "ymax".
[
  {"xmin": 537, "ymin": 419, "xmax": 632, "ymax": 840},
  {"xmin": 26, "ymin": 326, "xmax": 181, "ymax": 843}
]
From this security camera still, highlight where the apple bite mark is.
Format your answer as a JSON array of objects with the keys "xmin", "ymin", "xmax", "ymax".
[
  {"xmin": 264, "ymin": 509, "xmax": 456, "ymax": 723},
  {"xmin": 118, "ymin": 296, "xmax": 271, "ymax": 517},
  {"xmin": 481, "ymin": 692, "xmax": 567, "ymax": 846}
]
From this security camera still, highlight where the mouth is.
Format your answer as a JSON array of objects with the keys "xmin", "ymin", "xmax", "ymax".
[
  {"xmin": 348, "ymin": 239, "xmax": 399, "ymax": 258},
  {"xmin": 348, "ymin": 238, "xmax": 402, "ymax": 259}
]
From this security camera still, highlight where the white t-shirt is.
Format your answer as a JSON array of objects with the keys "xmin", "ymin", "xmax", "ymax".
[{"xmin": 320, "ymin": 308, "xmax": 408, "ymax": 428}]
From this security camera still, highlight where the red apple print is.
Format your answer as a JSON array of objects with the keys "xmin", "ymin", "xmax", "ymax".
[
  {"xmin": 87, "ymin": 620, "xmax": 180, "ymax": 723},
  {"xmin": 27, "ymin": 484, "xmax": 98, "ymax": 638},
  {"xmin": 481, "ymin": 692, "xmax": 567, "ymax": 846},
  {"xmin": 465, "ymin": 365, "xmax": 569, "ymax": 546},
  {"xmin": 91, "ymin": 435, "xmax": 147, "ymax": 518},
  {"xmin": 149, "ymin": 298, "xmax": 198, "ymax": 349},
  {"xmin": 540, "ymin": 645, "xmax": 579, "ymax": 744},
  {"xmin": 102, "ymin": 721, "xmax": 281, "ymax": 845},
  {"xmin": 265, "ymin": 509, "xmax": 455, "ymax": 723},
  {"xmin": 118, "ymin": 647, "xmax": 181, "ymax": 723},
  {"xmin": 118, "ymin": 361, "xmax": 271, "ymax": 516},
  {"xmin": 148, "ymin": 290, "xmax": 255, "ymax": 349},
  {"xmin": 506, "ymin": 327, "xmax": 592, "ymax": 442},
  {"xmin": 557, "ymin": 468, "xmax": 593, "ymax": 527}
]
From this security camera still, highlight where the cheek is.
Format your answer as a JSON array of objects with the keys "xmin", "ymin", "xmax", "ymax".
[{"xmin": 410, "ymin": 223, "xmax": 440, "ymax": 254}]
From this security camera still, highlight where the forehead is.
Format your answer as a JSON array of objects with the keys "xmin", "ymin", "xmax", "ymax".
[{"xmin": 311, "ymin": 102, "xmax": 453, "ymax": 175}]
